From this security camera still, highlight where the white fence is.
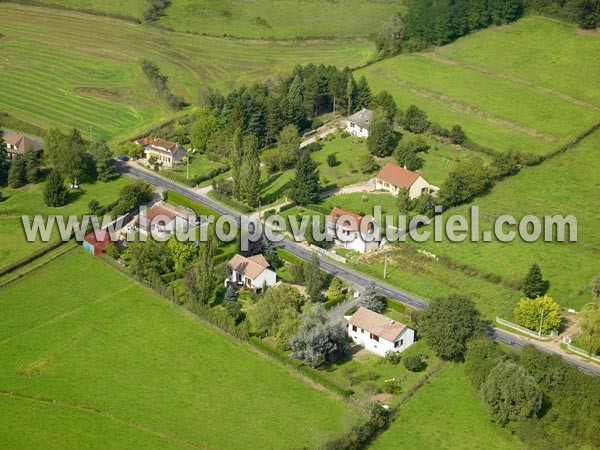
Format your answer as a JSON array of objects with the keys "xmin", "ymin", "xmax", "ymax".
[
  {"xmin": 562, "ymin": 340, "xmax": 600, "ymax": 364},
  {"xmin": 309, "ymin": 244, "xmax": 347, "ymax": 264},
  {"xmin": 495, "ymin": 317, "xmax": 554, "ymax": 340}
]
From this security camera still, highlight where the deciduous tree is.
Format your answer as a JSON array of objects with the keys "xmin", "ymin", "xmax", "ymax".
[
  {"xmin": 513, "ymin": 295, "xmax": 561, "ymax": 334},
  {"xmin": 360, "ymin": 281, "xmax": 385, "ymax": 313},
  {"xmin": 579, "ymin": 302, "xmax": 600, "ymax": 356}
]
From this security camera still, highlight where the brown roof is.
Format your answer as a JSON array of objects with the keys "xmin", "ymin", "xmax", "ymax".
[
  {"xmin": 84, "ymin": 230, "xmax": 118, "ymax": 250},
  {"xmin": 227, "ymin": 254, "xmax": 271, "ymax": 280},
  {"xmin": 376, "ymin": 163, "xmax": 421, "ymax": 189},
  {"xmin": 135, "ymin": 137, "xmax": 180, "ymax": 155},
  {"xmin": 348, "ymin": 307, "xmax": 408, "ymax": 341},
  {"xmin": 247, "ymin": 254, "xmax": 269, "ymax": 268},
  {"xmin": 146, "ymin": 205, "xmax": 176, "ymax": 224},
  {"xmin": 347, "ymin": 108, "xmax": 373, "ymax": 130},
  {"xmin": 4, "ymin": 131, "xmax": 43, "ymax": 154},
  {"xmin": 326, "ymin": 207, "xmax": 374, "ymax": 234}
]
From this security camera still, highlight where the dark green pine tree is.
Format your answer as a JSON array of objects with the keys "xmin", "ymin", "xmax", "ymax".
[
  {"xmin": 289, "ymin": 151, "xmax": 320, "ymax": 206},
  {"xmin": 8, "ymin": 154, "xmax": 27, "ymax": 188},
  {"xmin": 240, "ymin": 134, "xmax": 261, "ymax": 207},
  {"xmin": 24, "ymin": 147, "xmax": 40, "ymax": 184},
  {"xmin": 230, "ymin": 128, "xmax": 244, "ymax": 200},
  {"xmin": 367, "ymin": 107, "xmax": 395, "ymax": 157},
  {"xmin": 522, "ymin": 263, "xmax": 547, "ymax": 299},
  {"xmin": 92, "ymin": 140, "xmax": 116, "ymax": 182},
  {"xmin": 355, "ymin": 76, "xmax": 372, "ymax": 111},
  {"xmin": 0, "ymin": 130, "xmax": 8, "ymax": 185},
  {"xmin": 43, "ymin": 170, "xmax": 69, "ymax": 207},
  {"xmin": 284, "ymin": 74, "xmax": 305, "ymax": 128}
]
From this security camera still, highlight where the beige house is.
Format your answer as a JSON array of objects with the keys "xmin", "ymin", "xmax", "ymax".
[
  {"xmin": 4, "ymin": 131, "xmax": 43, "ymax": 159},
  {"xmin": 226, "ymin": 253, "xmax": 277, "ymax": 293},
  {"xmin": 135, "ymin": 137, "xmax": 186, "ymax": 167},
  {"xmin": 374, "ymin": 163, "xmax": 438, "ymax": 199}
]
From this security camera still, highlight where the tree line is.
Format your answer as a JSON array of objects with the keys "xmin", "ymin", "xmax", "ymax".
[{"xmin": 141, "ymin": 60, "xmax": 185, "ymax": 110}]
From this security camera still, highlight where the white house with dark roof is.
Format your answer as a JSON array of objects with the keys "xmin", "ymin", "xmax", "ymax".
[
  {"xmin": 4, "ymin": 131, "xmax": 43, "ymax": 159},
  {"xmin": 326, "ymin": 207, "xmax": 382, "ymax": 253},
  {"xmin": 135, "ymin": 137, "xmax": 186, "ymax": 167},
  {"xmin": 226, "ymin": 253, "xmax": 277, "ymax": 292},
  {"xmin": 346, "ymin": 108, "xmax": 373, "ymax": 138},
  {"xmin": 138, "ymin": 202, "xmax": 197, "ymax": 238},
  {"xmin": 345, "ymin": 307, "xmax": 415, "ymax": 356},
  {"xmin": 375, "ymin": 162, "xmax": 438, "ymax": 199}
]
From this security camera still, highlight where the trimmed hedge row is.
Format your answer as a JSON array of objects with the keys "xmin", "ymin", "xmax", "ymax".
[
  {"xmin": 207, "ymin": 190, "xmax": 253, "ymax": 214},
  {"xmin": 0, "ymin": 239, "xmax": 68, "ymax": 279},
  {"xmin": 248, "ymin": 337, "xmax": 351, "ymax": 398},
  {"xmin": 163, "ymin": 190, "xmax": 220, "ymax": 218},
  {"xmin": 163, "ymin": 164, "xmax": 229, "ymax": 188}
]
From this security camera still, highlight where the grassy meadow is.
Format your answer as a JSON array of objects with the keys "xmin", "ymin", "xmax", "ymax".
[
  {"xmin": 0, "ymin": 4, "xmax": 375, "ymax": 141},
  {"xmin": 411, "ymin": 129, "xmax": 600, "ymax": 313},
  {"xmin": 370, "ymin": 364, "xmax": 525, "ymax": 450},
  {"xmin": 357, "ymin": 17, "xmax": 600, "ymax": 156},
  {"xmin": 0, "ymin": 177, "xmax": 130, "ymax": 270},
  {"xmin": 0, "ymin": 250, "xmax": 358, "ymax": 449},
  {"xmin": 158, "ymin": 0, "xmax": 405, "ymax": 39}
]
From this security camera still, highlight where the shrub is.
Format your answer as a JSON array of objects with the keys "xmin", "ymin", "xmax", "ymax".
[
  {"xmin": 383, "ymin": 351, "xmax": 401, "ymax": 365},
  {"xmin": 326, "ymin": 153, "xmax": 338, "ymax": 167},
  {"xmin": 402, "ymin": 354, "xmax": 426, "ymax": 372}
]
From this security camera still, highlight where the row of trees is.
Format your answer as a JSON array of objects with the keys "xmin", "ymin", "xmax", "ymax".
[
  {"xmin": 230, "ymin": 129, "xmax": 261, "ymax": 207},
  {"xmin": 140, "ymin": 60, "xmax": 185, "ymax": 110}
]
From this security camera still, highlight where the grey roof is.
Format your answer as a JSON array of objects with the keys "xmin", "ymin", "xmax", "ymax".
[{"xmin": 347, "ymin": 108, "xmax": 373, "ymax": 130}]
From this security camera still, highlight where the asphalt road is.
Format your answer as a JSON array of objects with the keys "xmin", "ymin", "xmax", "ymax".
[{"xmin": 117, "ymin": 162, "xmax": 600, "ymax": 376}]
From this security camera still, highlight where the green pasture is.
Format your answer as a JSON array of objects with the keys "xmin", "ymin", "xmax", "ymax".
[{"xmin": 0, "ymin": 251, "xmax": 358, "ymax": 449}]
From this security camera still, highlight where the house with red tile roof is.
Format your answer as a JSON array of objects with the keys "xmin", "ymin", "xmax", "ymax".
[
  {"xmin": 138, "ymin": 202, "xmax": 198, "ymax": 238},
  {"xmin": 374, "ymin": 163, "xmax": 438, "ymax": 199},
  {"xmin": 134, "ymin": 137, "xmax": 186, "ymax": 167},
  {"xmin": 326, "ymin": 207, "xmax": 382, "ymax": 253},
  {"xmin": 83, "ymin": 229, "xmax": 119, "ymax": 257}
]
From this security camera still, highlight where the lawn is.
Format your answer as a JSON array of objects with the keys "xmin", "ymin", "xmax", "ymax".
[
  {"xmin": 167, "ymin": 152, "xmax": 224, "ymax": 180},
  {"xmin": 158, "ymin": 0, "xmax": 406, "ymax": 39},
  {"xmin": 0, "ymin": 250, "xmax": 359, "ymax": 449},
  {"xmin": 15, "ymin": 0, "xmax": 147, "ymax": 19},
  {"xmin": 411, "ymin": 129, "xmax": 600, "ymax": 312},
  {"xmin": 0, "ymin": 177, "xmax": 130, "ymax": 270},
  {"xmin": 357, "ymin": 17, "xmax": 600, "ymax": 156},
  {"xmin": 0, "ymin": 4, "xmax": 375, "ymax": 141},
  {"xmin": 370, "ymin": 364, "xmax": 525, "ymax": 450}
]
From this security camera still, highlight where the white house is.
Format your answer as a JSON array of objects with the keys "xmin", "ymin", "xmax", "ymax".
[
  {"xmin": 135, "ymin": 137, "xmax": 186, "ymax": 167},
  {"xmin": 326, "ymin": 207, "xmax": 382, "ymax": 253},
  {"xmin": 345, "ymin": 108, "xmax": 373, "ymax": 138},
  {"xmin": 375, "ymin": 163, "xmax": 439, "ymax": 199},
  {"xmin": 138, "ymin": 202, "xmax": 198, "ymax": 238},
  {"xmin": 226, "ymin": 253, "xmax": 277, "ymax": 293},
  {"xmin": 345, "ymin": 307, "xmax": 415, "ymax": 356}
]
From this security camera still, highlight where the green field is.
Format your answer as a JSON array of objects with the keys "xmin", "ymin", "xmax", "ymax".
[
  {"xmin": 0, "ymin": 250, "xmax": 358, "ymax": 449},
  {"xmin": 16, "ymin": 0, "xmax": 147, "ymax": 19},
  {"xmin": 370, "ymin": 364, "xmax": 524, "ymax": 449},
  {"xmin": 158, "ymin": 0, "xmax": 405, "ymax": 39},
  {"xmin": 0, "ymin": 177, "xmax": 130, "ymax": 270},
  {"xmin": 0, "ymin": 4, "xmax": 375, "ymax": 141},
  {"xmin": 357, "ymin": 17, "xmax": 600, "ymax": 156},
  {"xmin": 412, "ymin": 129, "xmax": 600, "ymax": 312}
]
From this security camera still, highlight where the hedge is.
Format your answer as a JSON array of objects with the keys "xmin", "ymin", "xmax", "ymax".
[
  {"xmin": 0, "ymin": 239, "xmax": 68, "ymax": 279},
  {"xmin": 207, "ymin": 190, "xmax": 253, "ymax": 214},
  {"xmin": 162, "ymin": 163, "xmax": 229, "ymax": 188},
  {"xmin": 163, "ymin": 190, "xmax": 221, "ymax": 218},
  {"xmin": 248, "ymin": 337, "xmax": 351, "ymax": 398},
  {"xmin": 324, "ymin": 295, "xmax": 347, "ymax": 309},
  {"xmin": 385, "ymin": 298, "xmax": 406, "ymax": 313}
]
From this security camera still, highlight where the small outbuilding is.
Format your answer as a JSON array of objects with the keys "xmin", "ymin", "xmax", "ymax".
[{"xmin": 83, "ymin": 230, "xmax": 118, "ymax": 257}]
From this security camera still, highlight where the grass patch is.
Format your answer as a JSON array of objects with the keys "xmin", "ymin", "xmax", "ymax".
[
  {"xmin": 0, "ymin": 4, "xmax": 375, "ymax": 141},
  {"xmin": 0, "ymin": 250, "xmax": 359, "ymax": 449},
  {"xmin": 158, "ymin": 0, "xmax": 406, "ymax": 39},
  {"xmin": 357, "ymin": 17, "xmax": 600, "ymax": 156},
  {"xmin": 370, "ymin": 364, "xmax": 525, "ymax": 449}
]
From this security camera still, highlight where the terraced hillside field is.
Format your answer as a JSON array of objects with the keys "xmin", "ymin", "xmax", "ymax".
[
  {"xmin": 357, "ymin": 17, "xmax": 600, "ymax": 156},
  {"xmin": 0, "ymin": 4, "xmax": 375, "ymax": 140},
  {"xmin": 0, "ymin": 250, "xmax": 358, "ymax": 449},
  {"xmin": 158, "ymin": 0, "xmax": 405, "ymax": 39}
]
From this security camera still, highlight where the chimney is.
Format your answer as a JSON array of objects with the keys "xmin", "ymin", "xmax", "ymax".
[{"xmin": 389, "ymin": 320, "xmax": 395, "ymax": 326}]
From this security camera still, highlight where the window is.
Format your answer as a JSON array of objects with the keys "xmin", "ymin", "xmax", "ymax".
[
  {"xmin": 370, "ymin": 333, "xmax": 379, "ymax": 342},
  {"xmin": 395, "ymin": 339, "xmax": 404, "ymax": 348},
  {"xmin": 352, "ymin": 325, "xmax": 357, "ymax": 332}
]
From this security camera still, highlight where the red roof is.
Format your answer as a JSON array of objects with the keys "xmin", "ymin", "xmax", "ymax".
[
  {"xmin": 84, "ymin": 230, "xmax": 118, "ymax": 251},
  {"xmin": 146, "ymin": 205, "xmax": 176, "ymax": 224},
  {"xmin": 134, "ymin": 137, "xmax": 180, "ymax": 155},
  {"xmin": 326, "ymin": 207, "xmax": 374, "ymax": 234},
  {"xmin": 376, "ymin": 163, "xmax": 420, "ymax": 189}
]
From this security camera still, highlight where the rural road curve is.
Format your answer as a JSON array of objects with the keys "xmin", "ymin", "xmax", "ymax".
[{"xmin": 116, "ymin": 162, "xmax": 600, "ymax": 376}]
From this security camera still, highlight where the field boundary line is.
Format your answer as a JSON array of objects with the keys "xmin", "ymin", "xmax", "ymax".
[
  {"xmin": 370, "ymin": 69, "xmax": 560, "ymax": 142},
  {"xmin": 0, "ymin": 284, "xmax": 135, "ymax": 346},
  {"xmin": 0, "ymin": 390, "xmax": 208, "ymax": 449},
  {"xmin": 422, "ymin": 52, "xmax": 600, "ymax": 112}
]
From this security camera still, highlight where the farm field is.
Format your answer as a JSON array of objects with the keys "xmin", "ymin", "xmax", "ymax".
[
  {"xmin": 16, "ymin": 0, "xmax": 147, "ymax": 20},
  {"xmin": 0, "ymin": 4, "xmax": 375, "ymax": 140},
  {"xmin": 0, "ymin": 177, "xmax": 130, "ymax": 270},
  {"xmin": 158, "ymin": 0, "xmax": 405, "ymax": 39},
  {"xmin": 357, "ymin": 17, "xmax": 600, "ymax": 156},
  {"xmin": 0, "ymin": 250, "xmax": 358, "ymax": 449},
  {"xmin": 413, "ymin": 129, "xmax": 600, "ymax": 312},
  {"xmin": 370, "ymin": 364, "xmax": 525, "ymax": 450}
]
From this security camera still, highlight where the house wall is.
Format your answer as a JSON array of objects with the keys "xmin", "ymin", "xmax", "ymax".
[
  {"xmin": 253, "ymin": 269, "xmax": 277, "ymax": 289},
  {"xmin": 409, "ymin": 176, "xmax": 432, "ymax": 199},
  {"xmin": 345, "ymin": 120, "xmax": 369, "ymax": 138},
  {"xmin": 347, "ymin": 324, "xmax": 415, "ymax": 356}
]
